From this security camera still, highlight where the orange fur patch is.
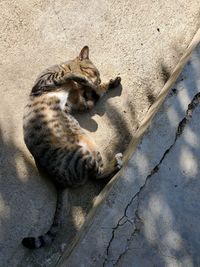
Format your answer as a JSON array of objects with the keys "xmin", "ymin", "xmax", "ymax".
[{"xmin": 77, "ymin": 134, "xmax": 96, "ymax": 152}]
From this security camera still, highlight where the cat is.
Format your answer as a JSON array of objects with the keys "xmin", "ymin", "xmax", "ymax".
[{"xmin": 22, "ymin": 46, "xmax": 123, "ymax": 248}]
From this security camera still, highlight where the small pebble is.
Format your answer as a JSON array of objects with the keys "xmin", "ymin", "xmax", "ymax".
[{"xmin": 60, "ymin": 243, "xmax": 67, "ymax": 252}]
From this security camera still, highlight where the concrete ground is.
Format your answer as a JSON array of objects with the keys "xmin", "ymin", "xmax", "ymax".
[
  {"xmin": 0, "ymin": 1, "xmax": 200, "ymax": 266},
  {"xmin": 61, "ymin": 44, "xmax": 200, "ymax": 267}
]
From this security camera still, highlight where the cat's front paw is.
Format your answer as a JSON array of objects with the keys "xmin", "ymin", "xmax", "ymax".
[{"xmin": 109, "ymin": 76, "xmax": 121, "ymax": 89}]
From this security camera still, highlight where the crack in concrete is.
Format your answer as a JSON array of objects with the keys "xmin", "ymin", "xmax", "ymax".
[
  {"xmin": 103, "ymin": 195, "xmax": 139, "ymax": 267},
  {"xmin": 113, "ymin": 212, "xmax": 141, "ymax": 266},
  {"xmin": 102, "ymin": 91, "xmax": 200, "ymax": 266}
]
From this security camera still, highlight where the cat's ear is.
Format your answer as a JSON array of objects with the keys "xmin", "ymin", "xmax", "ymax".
[{"xmin": 79, "ymin": 46, "xmax": 89, "ymax": 60}]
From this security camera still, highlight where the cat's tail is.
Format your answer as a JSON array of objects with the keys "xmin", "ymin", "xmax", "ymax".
[{"xmin": 22, "ymin": 188, "xmax": 64, "ymax": 249}]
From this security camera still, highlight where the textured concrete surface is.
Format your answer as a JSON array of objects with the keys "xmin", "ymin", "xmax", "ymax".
[
  {"xmin": 0, "ymin": 0, "xmax": 200, "ymax": 266},
  {"xmin": 60, "ymin": 44, "xmax": 200, "ymax": 267}
]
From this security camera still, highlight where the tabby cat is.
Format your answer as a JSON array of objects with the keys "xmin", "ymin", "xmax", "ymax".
[{"xmin": 22, "ymin": 46, "xmax": 123, "ymax": 248}]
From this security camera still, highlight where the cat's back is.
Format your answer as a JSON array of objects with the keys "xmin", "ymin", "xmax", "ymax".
[{"xmin": 23, "ymin": 93, "xmax": 82, "ymax": 161}]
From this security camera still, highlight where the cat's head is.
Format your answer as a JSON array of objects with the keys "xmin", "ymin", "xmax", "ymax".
[
  {"xmin": 31, "ymin": 46, "xmax": 102, "ymax": 97},
  {"xmin": 76, "ymin": 46, "xmax": 101, "ymax": 87}
]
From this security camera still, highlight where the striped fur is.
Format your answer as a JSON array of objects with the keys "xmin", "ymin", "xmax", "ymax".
[{"xmin": 22, "ymin": 46, "xmax": 122, "ymax": 249}]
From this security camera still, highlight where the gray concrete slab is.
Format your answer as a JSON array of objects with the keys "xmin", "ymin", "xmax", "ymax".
[
  {"xmin": 60, "ymin": 44, "xmax": 200, "ymax": 267},
  {"xmin": 0, "ymin": 0, "xmax": 200, "ymax": 266}
]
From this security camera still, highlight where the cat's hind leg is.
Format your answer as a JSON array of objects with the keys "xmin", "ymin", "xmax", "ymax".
[
  {"xmin": 77, "ymin": 135, "xmax": 123, "ymax": 180},
  {"xmin": 95, "ymin": 152, "xmax": 123, "ymax": 180}
]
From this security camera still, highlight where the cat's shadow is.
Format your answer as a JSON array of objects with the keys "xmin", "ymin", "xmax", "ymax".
[{"xmin": 74, "ymin": 83, "xmax": 123, "ymax": 132}]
